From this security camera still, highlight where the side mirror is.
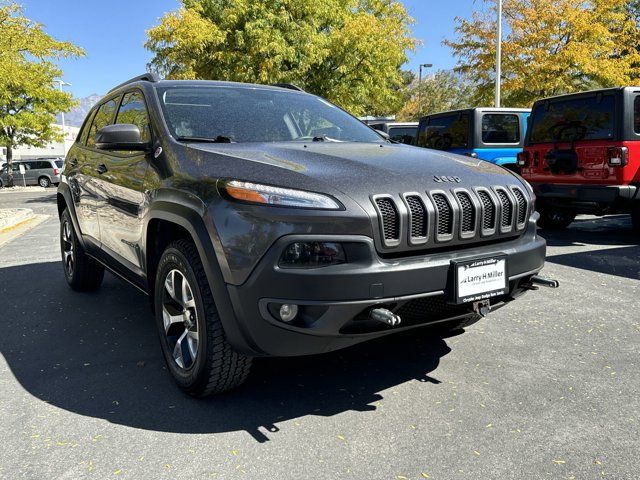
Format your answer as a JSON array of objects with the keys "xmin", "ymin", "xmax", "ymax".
[
  {"xmin": 95, "ymin": 124, "xmax": 150, "ymax": 151},
  {"xmin": 377, "ymin": 130, "xmax": 390, "ymax": 140}
]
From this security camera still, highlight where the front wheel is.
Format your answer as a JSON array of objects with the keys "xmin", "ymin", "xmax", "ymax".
[
  {"xmin": 154, "ymin": 239, "xmax": 252, "ymax": 397},
  {"xmin": 537, "ymin": 205, "xmax": 576, "ymax": 230}
]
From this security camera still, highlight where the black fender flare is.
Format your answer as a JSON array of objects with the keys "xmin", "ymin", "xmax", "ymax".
[
  {"xmin": 145, "ymin": 201, "xmax": 264, "ymax": 356},
  {"xmin": 57, "ymin": 182, "xmax": 88, "ymax": 250}
]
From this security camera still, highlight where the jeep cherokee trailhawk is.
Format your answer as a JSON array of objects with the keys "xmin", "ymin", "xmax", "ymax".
[{"xmin": 58, "ymin": 74, "xmax": 550, "ymax": 396}]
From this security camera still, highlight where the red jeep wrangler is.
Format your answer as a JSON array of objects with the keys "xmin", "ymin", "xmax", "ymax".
[{"xmin": 518, "ymin": 88, "xmax": 640, "ymax": 230}]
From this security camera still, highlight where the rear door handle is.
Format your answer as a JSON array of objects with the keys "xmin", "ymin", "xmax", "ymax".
[{"xmin": 96, "ymin": 164, "xmax": 108, "ymax": 174}]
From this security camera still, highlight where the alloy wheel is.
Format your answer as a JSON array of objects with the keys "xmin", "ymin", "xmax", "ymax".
[
  {"xmin": 61, "ymin": 220, "xmax": 75, "ymax": 276},
  {"xmin": 162, "ymin": 269, "xmax": 199, "ymax": 370}
]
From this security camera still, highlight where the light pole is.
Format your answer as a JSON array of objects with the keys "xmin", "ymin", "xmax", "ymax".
[
  {"xmin": 54, "ymin": 79, "xmax": 72, "ymax": 156},
  {"xmin": 418, "ymin": 63, "xmax": 433, "ymax": 116},
  {"xmin": 495, "ymin": 0, "xmax": 502, "ymax": 108}
]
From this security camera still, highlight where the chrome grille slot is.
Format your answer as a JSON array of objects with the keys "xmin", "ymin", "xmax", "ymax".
[
  {"xmin": 511, "ymin": 187, "xmax": 527, "ymax": 227},
  {"xmin": 496, "ymin": 189, "xmax": 513, "ymax": 230},
  {"xmin": 406, "ymin": 195, "xmax": 428, "ymax": 239},
  {"xmin": 375, "ymin": 197, "xmax": 400, "ymax": 242},
  {"xmin": 456, "ymin": 191, "xmax": 475, "ymax": 234},
  {"xmin": 477, "ymin": 190, "xmax": 496, "ymax": 231},
  {"xmin": 432, "ymin": 193, "xmax": 453, "ymax": 237}
]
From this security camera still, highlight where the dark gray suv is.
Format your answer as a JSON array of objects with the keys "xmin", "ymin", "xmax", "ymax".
[{"xmin": 57, "ymin": 74, "xmax": 550, "ymax": 396}]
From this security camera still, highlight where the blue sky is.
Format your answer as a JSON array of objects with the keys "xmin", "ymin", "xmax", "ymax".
[{"xmin": 21, "ymin": 0, "xmax": 480, "ymax": 98}]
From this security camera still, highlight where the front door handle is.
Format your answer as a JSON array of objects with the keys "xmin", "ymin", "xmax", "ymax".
[{"xmin": 96, "ymin": 164, "xmax": 108, "ymax": 174}]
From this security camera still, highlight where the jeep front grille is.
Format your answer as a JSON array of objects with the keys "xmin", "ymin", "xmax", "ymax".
[
  {"xmin": 374, "ymin": 197, "xmax": 400, "ymax": 242},
  {"xmin": 405, "ymin": 195, "xmax": 428, "ymax": 239},
  {"xmin": 372, "ymin": 185, "xmax": 530, "ymax": 250},
  {"xmin": 432, "ymin": 193, "xmax": 453, "ymax": 237}
]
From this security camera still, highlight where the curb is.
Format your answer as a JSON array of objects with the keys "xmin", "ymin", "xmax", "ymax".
[{"xmin": 0, "ymin": 208, "xmax": 35, "ymax": 233}]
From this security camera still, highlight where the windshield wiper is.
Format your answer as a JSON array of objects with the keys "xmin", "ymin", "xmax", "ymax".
[{"xmin": 176, "ymin": 135, "xmax": 236, "ymax": 143}]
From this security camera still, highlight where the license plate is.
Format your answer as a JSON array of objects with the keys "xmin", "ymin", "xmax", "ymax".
[{"xmin": 452, "ymin": 256, "xmax": 507, "ymax": 304}]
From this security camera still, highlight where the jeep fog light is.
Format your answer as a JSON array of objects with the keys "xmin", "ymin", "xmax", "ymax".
[
  {"xmin": 279, "ymin": 304, "xmax": 299, "ymax": 322},
  {"xmin": 279, "ymin": 242, "xmax": 346, "ymax": 268}
]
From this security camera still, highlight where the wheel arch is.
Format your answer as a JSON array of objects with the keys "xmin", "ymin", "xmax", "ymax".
[{"xmin": 144, "ymin": 201, "xmax": 261, "ymax": 356}]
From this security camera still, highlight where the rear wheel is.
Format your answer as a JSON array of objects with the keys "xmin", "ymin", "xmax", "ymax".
[
  {"xmin": 537, "ymin": 205, "xmax": 576, "ymax": 230},
  {"xmin": 60, "ymin": 209, "xmax": 104, "ymax": 291},
  {"xmin": 632, "ymin": 206, "xmax": 640, "ymax": 234},
  {"xmin": 39, "ymin": 176, "xmax": 51, "ymax": 188},
  {"xmin": 154, "ymin": 239, "xmax": 252, "ymax": 397}
]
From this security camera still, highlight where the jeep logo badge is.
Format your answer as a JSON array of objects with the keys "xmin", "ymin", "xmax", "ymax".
[{"xmin": 433, "ymin": 175, "xmax": 462, "ymax": 183}]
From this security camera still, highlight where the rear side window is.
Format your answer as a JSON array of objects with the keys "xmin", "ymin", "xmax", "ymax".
[
  {"xmin": 634, "ymin": 96, "xmax": 640, "ymax": 134},
  {"xmin": 529, "ymin": 95, "xmax": 615, "ymax": 143},
  {"xmin": 419, "ymin": 114, "xmax": 470, "ymax": 149},
  {"xmin": 482, "ymin": 114, "xmax": 519, "ymax": 144},
  {"xmin": 33, "ymin": 161, "xmax": 51, "ymax": 169},
  {"xmin": 87, "ymin": 98, "xmax": 119, "ymax": 148},
  {"xmin": 388, "ymin": 126, "xmax": 417, "ymax": 145},
  {"xmin": 116, "ymin": 91, "xmax": 151, "ymax": 142}
]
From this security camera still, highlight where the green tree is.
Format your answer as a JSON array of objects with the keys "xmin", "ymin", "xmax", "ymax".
[
  {"xmin": 146, "ymin": 0, "xmax": 417, "ymax": 116},
  {"xmin": 444, "ymin": 0, "xmax": 640, "ymax": 107},
  {"xmin": 0, "ymin": 2, "xmax": 84, "ymax": 186},
  {"xmin": 396, "ymin": 70, "xmax": 475, "ymax": 121}
]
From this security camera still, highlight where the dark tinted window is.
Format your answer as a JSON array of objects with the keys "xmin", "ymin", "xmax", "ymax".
[
  {"xmin": 482, "ymin": 114, "xmax": 519, "ymax": 143},
  {"xmin": 388, "ymin": 126, "xmax": 417, "ymax": 145},
  {"xmin": 529, "ymin": 95, "xmax": 615, "ymax": 143},
  {"xmin": 157, "ymin": 86, "xmax": 381, "ymax": 143},
  {"xmin": 55, "ymin": 160, "xmax": 63, "ymax": 168},
  {"xmin": 634, "ymin": 96, "xmax": 640, "ymax": 134},
  {"xmin": 116, "ymin": 91, "xmax": 151, "ymax": 142},
  {"xmin": 87, "ymin": 98, "xmax": 119, "ymax": 148},
  {"xmin": 418, "ymin": 113, "xmax": 470, "ymax": 149},
  {"xmin": 79, "ymin": 109, "xmax": 96, "ymax": 145}
]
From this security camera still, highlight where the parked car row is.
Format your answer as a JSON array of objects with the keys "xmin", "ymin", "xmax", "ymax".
[{"xmin": 0, "ymin": 157, "xmax": 63, "ymax": 188}]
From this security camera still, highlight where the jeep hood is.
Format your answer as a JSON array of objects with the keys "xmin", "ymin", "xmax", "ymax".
[{"xmin": 185, "ymin": 142, "xmax": 520, "ymax": 199}]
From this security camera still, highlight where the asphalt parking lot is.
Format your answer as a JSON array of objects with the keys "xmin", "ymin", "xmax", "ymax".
[{"xmin": 0, "ymin": 188, "xmax": 638, "ymax": 479}]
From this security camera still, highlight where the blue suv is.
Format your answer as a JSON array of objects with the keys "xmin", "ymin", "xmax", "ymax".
[{"xmin": 416, "ymin": 108, "xmax": 531, "ymax": 171}]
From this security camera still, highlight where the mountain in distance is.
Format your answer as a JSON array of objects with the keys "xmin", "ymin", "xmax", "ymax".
[{"xmin": 57, "ymin": 94, "xmax": 102, "ymax": 127}]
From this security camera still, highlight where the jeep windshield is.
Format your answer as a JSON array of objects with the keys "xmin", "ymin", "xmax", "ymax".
[
  {"xmin": 529, "ymin": 94, "xmax": 616, "ymax": 143},
  {"xmin": 156, "ymin": 86, "xmax": 382, "ymax": 144}
]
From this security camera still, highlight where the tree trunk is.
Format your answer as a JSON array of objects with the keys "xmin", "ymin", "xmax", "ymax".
[{"xmin": 6, "ymin": 143, "xmax": 14, "ymax": 187}]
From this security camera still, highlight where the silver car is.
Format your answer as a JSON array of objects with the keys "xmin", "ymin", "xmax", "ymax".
[{"xmin": 0, "ymin": 158, "xmax": 63, "ymax": 188}]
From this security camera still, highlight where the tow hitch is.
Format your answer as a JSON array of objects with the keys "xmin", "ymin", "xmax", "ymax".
[
  {"xmin": 524, "ymin": 275, "xmax": 560, "ymax": 290},
  {"xmin": 369, "ymin": 308, "xmax": 402, "ymax": 326},
  {"xmin": 473, "ymin": 300, "xmax": 491, "ymax": 318}
]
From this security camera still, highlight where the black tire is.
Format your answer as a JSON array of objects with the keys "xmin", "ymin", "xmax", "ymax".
[
  {"xmin": 537, "ymin": 205, "xmax": 576, "ymax": 230},
  {"xmin": 39, "ymin": 176, "xmax": 51, "ymax": 188},
  {"xmin": 154, "ymin": 239, "xmax": 252, "ymax": 397},
  {"xmin": 60, "ymin": 209, "xmax": 104, "ymax": 291},
  {"xmin": 632, "ymin": 207, "xmax": 640, "ymax": 235}
]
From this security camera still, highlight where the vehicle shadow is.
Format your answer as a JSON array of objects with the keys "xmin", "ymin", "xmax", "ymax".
[
  {"xmin": 541, "ymin": 215, "xmax": 640, "ymax": 280},
  {"xmin": 540, "ymin": 214, "xmax": 637, "ymax": 248},
  {"xmin": 0, "ymin": 261, "xmax": 451, "ymax": 443}
]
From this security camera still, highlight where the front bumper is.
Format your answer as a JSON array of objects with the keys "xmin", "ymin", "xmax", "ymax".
[
  {"xmin": 533, "ymin": 183, "xmax": 639, "ymax": 213},
  {"xmin": 224, "ymin": 217, "xmax": 546, "ymax": 357}
]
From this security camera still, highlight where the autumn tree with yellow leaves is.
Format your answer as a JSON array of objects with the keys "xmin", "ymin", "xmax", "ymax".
[
  {"xmin": 145, "ymin": 0, "xmax": 417, "ymax": 116},
  {"xmin": 445, "ymin": 0, "xmax": 640, "ymax": 107}
]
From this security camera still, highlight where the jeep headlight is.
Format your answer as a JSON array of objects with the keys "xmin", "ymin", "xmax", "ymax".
[{"xmin": 222, "ymin": 180, "xmax": 342, "ymax": 210}]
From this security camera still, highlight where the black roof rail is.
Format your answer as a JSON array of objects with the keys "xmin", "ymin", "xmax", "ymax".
[
  {"xmin": 271, "ymin": 83, "xmax": 305, "ymax": 92},
  {"xmin": 108, "ymin": 73, "xmax": 161, "ymax": 93}
]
